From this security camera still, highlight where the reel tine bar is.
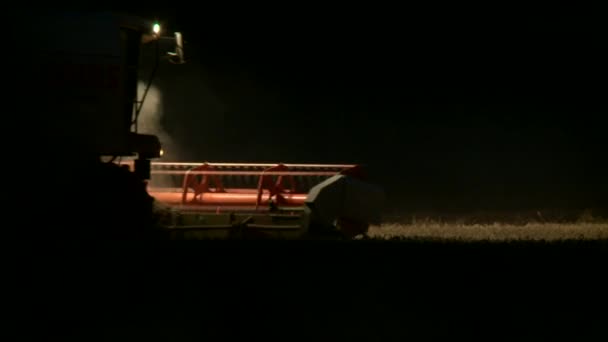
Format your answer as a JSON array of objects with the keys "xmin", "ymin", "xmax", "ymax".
[{"xmin": 138, "ymin": 162, "xmax": 359, "ymax": 210}]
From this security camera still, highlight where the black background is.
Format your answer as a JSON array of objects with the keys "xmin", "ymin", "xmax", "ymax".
[
  {"xmin": 6, "ymin": 7, "xmax": 608, "ymax": 214},
  {"xmin": 131, "ymin": 8, "xmax": 607, "ymax": 213}
]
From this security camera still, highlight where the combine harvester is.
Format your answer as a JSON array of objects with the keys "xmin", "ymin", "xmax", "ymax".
[
  {"xmin": 119, "ymin": 161, "xmax": 385, "ymax": 239},
  {"xmin": 26, "ymin": 9, "xmax": 384, "ymax": 239}
]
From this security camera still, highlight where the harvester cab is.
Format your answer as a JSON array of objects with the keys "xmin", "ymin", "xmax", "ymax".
[{"xmin": 31, "ymin": 11, "xmax": 185, "ymax": 181}]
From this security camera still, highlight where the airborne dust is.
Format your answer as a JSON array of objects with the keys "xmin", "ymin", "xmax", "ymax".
[
  {"xmin": 137, "ymin": 81, "xmax": 181, "ymax": 161},
  {"xmin": 136, "ymin": 81, "xmax": 184, "ymax": 189}
]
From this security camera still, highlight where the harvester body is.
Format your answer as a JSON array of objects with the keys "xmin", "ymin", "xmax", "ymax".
[{"xmin": 35, "ymin": 12, "xmax": 135, "ymax": 156}]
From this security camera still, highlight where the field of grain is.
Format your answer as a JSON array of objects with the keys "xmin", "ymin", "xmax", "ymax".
[{"xmin": 368, "ymin": 222, "xmax": 608, "ymax": 241}]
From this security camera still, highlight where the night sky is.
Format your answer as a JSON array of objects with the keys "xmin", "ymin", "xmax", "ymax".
[{"xmin": 97, "ymin": 9, "xmax": 608, "ymax": 212}]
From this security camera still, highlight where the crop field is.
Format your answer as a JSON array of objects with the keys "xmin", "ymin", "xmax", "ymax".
[
  {"xmin": 368, "ymin": 222, "xmax": 608, "ymax": 241},
  {"xmin": 368, "ymin": 208, "xmax": 608, "ymax": 241}
]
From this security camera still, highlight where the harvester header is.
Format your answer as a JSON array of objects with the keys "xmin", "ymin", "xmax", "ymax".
[{"xmin": 119, "ymin": 161, "xmax": 384, "ymax": 239}]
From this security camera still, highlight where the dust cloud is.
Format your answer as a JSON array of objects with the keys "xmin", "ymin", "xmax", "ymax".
[
  {"xmin": 136, "ymin": 81, "xmax": 182, "ymax": 161},
  {"xmin": 136, "ymin": 81, "xmax": 183, "ymax": 189}
]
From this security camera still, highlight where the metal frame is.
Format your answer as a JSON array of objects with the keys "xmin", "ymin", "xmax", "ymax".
[{"xmin": 119, "ymin": 161, "xmax": 360, "ymax": 210}]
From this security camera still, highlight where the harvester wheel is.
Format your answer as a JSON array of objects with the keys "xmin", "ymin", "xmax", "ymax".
[
  {"xmin": 336, "ymin": 218, "xmax": 370, "ymax": 239},
  {"xmin": 305, "ymin": 220, "xmax": 368, "ymax": 240}
]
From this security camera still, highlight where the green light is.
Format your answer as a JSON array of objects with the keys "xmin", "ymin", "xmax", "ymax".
[{"xmin": 153, "ymin": 23, "xmax": 160, "ymax": 34}]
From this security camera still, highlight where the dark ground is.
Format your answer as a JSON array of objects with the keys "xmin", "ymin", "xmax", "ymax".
[{"xmin": 7, "ymin": 239, "xmax": 607, "ymax": 341}]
